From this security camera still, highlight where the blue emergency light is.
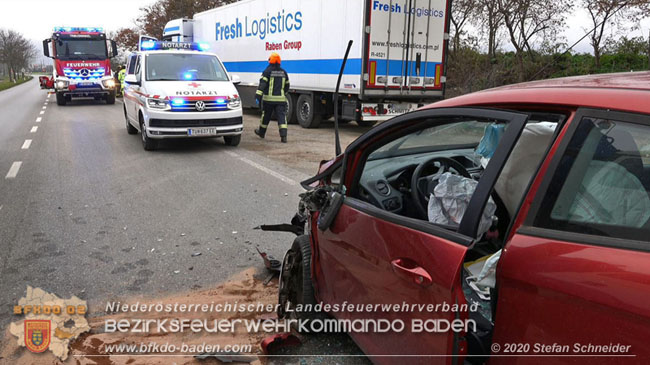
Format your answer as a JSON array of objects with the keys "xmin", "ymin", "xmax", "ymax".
[
  {"xmin": 171, "ymin": 98, "xmax": 185, "ymax": 106},
  {"xmin": 54, "ymin": 27, "xmax": 104, "ymax": 33},
  {"xmin": 139, "ymin": 40, "xmax": 211, "ymax": 52}
]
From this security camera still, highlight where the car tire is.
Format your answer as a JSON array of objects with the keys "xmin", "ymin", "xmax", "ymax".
[
  {"xmin": 106, "ymin": 90, "xmax": 116, "ymax": 105},
  {"xmin": 125, "ymin": 107, "xmax": 137, "ymax": 135},
  {"xmin": 224, "ymin": 135, "xmax": 241, "ymax": 146},
  {"xmin": 286, "ymin": 93, "xmax": 298, "ymax": 124},
  {"xmin": 140, "ymin": 117, "xmax": 158, "ymax": 151},
  {"xmin": 296, "ymin": 94, "xmax": 322, "ymax": 129},
  {"xmin": 56, "ymin": 92, "xmax": 66, "ymax": 106},
  {"xmin": 278, "ymin": 235, "xmax": 324, "ymax": 325}
]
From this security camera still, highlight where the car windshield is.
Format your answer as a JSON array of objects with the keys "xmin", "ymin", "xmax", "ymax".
[
  {"xmin": 55, "ymin": 39, "xmax": 107, "ymax": 60},
  {"xmin": 146, "ymin": 54, "xmax": 229, "ymax": 81}
]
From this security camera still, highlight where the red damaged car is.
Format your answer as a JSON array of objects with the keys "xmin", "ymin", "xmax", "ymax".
[{"xmin": 273, "ymin": 72, "xmax": 650, "ymax": 364}]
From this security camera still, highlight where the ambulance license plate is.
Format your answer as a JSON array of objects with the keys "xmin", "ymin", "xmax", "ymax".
[{"xmin": 188, "ymin": 128, "xmax": 217, "ymax": 136}]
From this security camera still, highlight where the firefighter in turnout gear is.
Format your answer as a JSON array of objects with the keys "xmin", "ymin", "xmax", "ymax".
[{"xmin": 254, "ymin": 53, "xmax": 290, "ymax": 143}]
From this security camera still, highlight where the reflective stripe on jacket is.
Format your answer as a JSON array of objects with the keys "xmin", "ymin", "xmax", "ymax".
[{"xmin": 256, "ymin": 64, "xmax": 290, "ymax": 103}]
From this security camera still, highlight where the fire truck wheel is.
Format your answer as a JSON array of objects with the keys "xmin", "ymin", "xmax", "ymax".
[
  {"xmin": 106, "ymin": 91, "xmax": 116, "ymax": 105},
  {"xmin": 286, "ymin": 93, "xmax": 298, "ymax": 124},
  {"xmin": 56, "ymin": 92, "xmax": 66, "ymax": 106},
  {"xmin": 296, "ymin": 94, "xmax": 322, "ymax": 129}
]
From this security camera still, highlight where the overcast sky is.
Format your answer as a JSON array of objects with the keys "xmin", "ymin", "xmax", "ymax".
[{"xmin": 2, "ymin": 0, "xmax": 648, "ymax": 56}]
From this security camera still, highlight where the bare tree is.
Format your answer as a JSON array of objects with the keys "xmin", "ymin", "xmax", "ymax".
[
  {"xmin": 450, "ymin": 0, "xmax": 477, "ymax": 54},
  {"xmin": 0, "ymin": 29, "xmax": 35, "ymax": 82},
  {"xmin": 584, "ymin": 0, "xmax": 650, "ymax": 69},
  {"xmin": 137, "ymin": 0, "xmax": 239, "ymax": 39},
  {"xmin": 476, "ymin": 0, "xmax": 503, "ymax": 59},
  {"xmin": 496, "ymin": 0, "xmax": 573, "ymax": 80}
]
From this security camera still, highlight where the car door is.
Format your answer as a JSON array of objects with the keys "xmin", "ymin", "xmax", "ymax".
[
  {"xmin": 492, "ymin": 108, "xmax": 650, "ymax": 363},
  {"xmin": 124, "ymin": 54, "xmax": 140, "ymax": 122},
  {"xmin": 312, "ymin": 108, "xmax": 529, "ymax": 363}
]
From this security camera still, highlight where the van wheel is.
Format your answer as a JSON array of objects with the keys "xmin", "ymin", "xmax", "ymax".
[
  {"xmin": 224, "ymin": 135, "xmax": 241, "ymax": 146},
  {"xmin": 140, "ymin": 117, "xmax": 158, "ymax": 151},
  {"xmin": 278, "ymin": 235, "xmax": 323, "ymax": 324},
  {"xmin": 296, "ymin": 94, "xmax": 321, "ymax": 129},
  {"xmin": 56, "ymin": 92, "xmax": 66, "ymax": 106},
  {"xmin": 286, "ymin": 93, "xmax": 298, "ymax": 124},
  {"xmin": 106, "ymin": 90, "xmax": 116, "ymax": 105},
  {"xmin": 125, "ymin": 107, "xmax": 137, "ymax": 135}
]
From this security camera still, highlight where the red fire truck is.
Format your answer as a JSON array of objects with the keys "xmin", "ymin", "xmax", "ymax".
[{"xmin": 42, "ymin": 27, "xmax": 119, "ymax": 105}]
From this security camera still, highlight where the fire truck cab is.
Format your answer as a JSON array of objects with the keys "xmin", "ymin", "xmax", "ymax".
[{"xmin": 42, "ymin": 27, "xmax": 119, "ymax": 105}]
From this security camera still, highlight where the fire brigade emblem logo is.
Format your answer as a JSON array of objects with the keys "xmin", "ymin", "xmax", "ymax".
[
  {"xmin": 24, "ymin": 320, "xmax": 51, "ymax": 353},
  {"xmin": 79, "ymin": 69, "xmax": 90, "ymax": 77},
  {"xmin": 195, "ymin": 100, "xmax": 206, "ymax": 112}
]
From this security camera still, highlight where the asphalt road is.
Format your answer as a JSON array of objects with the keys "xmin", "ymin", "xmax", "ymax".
[{"xmin": 0, "ymin": 78, "xmax": 308, "ymax": 324}]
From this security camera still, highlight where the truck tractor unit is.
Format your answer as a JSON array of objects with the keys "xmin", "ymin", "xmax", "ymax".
[
  {"xmin": 163, "ymin": 0, "xmax": 451, "ymax": 128},
  {"xmin": 42, "ymin": 27, "xmax": 119, "ymax": 105}
]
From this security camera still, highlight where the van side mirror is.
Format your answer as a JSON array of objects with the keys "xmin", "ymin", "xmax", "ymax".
[
  {"xmin": 42, "ymin": 39, "xmax": 51, "ymax": 58},
  {"xmin": 230, "ymin": 74, "xmax": 241, "ymax": 85},
  {"xmin": 110, "ymin": 40, "xmax": 119, "ymax": 58},
  {"xmin": 124, "ymin": 74, "xmax": 140, "ymax": 86}
]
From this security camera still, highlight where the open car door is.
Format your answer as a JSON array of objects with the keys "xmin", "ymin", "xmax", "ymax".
[{"xmin": 310, "ymin": 108, "xmax": 528, "ymax": 363}]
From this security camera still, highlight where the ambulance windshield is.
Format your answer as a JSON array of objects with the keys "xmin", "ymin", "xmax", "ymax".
[{"xmin": 146, "ymin": 54, "xmax": 229, "ymax": 82}]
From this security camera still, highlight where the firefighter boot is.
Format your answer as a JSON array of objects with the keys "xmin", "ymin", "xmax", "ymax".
[
  {"xmin": 254, "ymin": 128, "xmax": 266, "ymax": 139},
  {"xmin": 281, "ymin": 136, "xmax": 287, "ymax": 143}
]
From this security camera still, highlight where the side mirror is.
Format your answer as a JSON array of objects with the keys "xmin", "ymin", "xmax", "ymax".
[
  {"xmin": 317, "ymin": 191, "xmax": 344, "ymax": 231},
  {"xmin": 230, "ymin": 74, "xmax": 241, "ymax": 85},
  {"xmin": 124, "ymin": 74, "xmax": 140, "ymax": 86},
  {"xmin": 110, "ymin": 40, "xmax": 119, "ymax": 58},
  {"xmin": 42, "ymin": 39, "xmax": 51, "ymax": 58}
]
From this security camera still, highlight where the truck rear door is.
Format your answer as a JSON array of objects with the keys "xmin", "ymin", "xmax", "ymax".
[{"xmin": 364, "ymin": 0, "xmax": 449, "ymax": 100}]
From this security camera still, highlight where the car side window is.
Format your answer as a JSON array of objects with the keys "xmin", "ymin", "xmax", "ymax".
[
  {"xmin": 127, "ymin": 54, "xmax": 137, "ymax": 75},
  {"xmin": 533, "ymin": 116, "xmax": 650, "ymax": 241}
]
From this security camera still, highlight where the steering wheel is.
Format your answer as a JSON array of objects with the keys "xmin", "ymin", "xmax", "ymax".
[{"xmin": 411, "ymin": 157, "xmax": 472, "ymax": 219}]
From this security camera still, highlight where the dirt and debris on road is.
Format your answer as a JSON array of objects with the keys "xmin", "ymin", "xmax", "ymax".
[{"xmin": 240, "ymin": 110, "xmax": 372, "ymax": 175}]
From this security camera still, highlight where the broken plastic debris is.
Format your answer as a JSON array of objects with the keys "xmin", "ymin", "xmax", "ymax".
[
  {"xmin": 232, "ymin": 231, "xmax": 238, "ymax": 234},
  {"xmin": 256, "ymin": 248, "xmax": 281, "ymax": 273},
  {"xmin": 180, "ymin": 233, "xmax": 186, "ymax": 237},
  {"xmin": 191, "ymin": 252, "xmax": 202, "ymax": 257},
  {"xmin": 157, "ymin": 238, "xmax": 162, "ymax": 242},
  {"xmin": 150, "ymin": 248, "xmax": 155, "ymax": 253},
  {"xmin": 260, "ymin": 333, "xmax": 301, "ymax": 355},
  {"xmin": 173, "ymin": 270, "xmax": 180, "ymax": 274}
]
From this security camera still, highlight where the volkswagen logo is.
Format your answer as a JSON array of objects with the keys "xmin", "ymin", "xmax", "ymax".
[
  {"xmin": 80, "ymin": 69, "xmax": 90, "ymax": 77},
  {"xmin": 195, "ymin": 101, "xmax": 206, "ymax": 112}
]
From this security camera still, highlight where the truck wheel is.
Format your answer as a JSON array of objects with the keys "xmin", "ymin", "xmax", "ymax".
[
  {"xmin": 296, "ymin": 94, "xmax": 322, "ymax": 129},
  {"xmin": 357, "ymin": 120, "xmax": 377, "ymax": 127},
  {"xmin": 125, "ymin": 106, "xmax": 137, "ymax": 135},
  {"xmin": 286, "ymin": 93, "xmax": 298, "ymax": 124},
  {"xmin": 224, "ymin": 135, "xmax": 241, "ymax": 146},
  {"xmin": 106, "ymin": 90, "xmax": 116, "ymax": 105},
  {"xmin": 140, "ymin": 118, "xmax": 158, "ymax": 151},
  {"xmin": 278, "ymin": 235, "xmax": 323, "ymax": 323},
  {"xmin": 56, "ymin": 92, "xmax": 66, "ymax": 106}
]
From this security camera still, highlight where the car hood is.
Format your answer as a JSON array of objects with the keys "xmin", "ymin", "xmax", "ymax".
[{"xmin": 144, "ymin": 81, "xmax": 238, "ymax": 100}]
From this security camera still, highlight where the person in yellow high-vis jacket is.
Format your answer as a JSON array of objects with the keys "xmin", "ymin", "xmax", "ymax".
[
  {"xmin": 117, "ymin": 66, "xmax": 126, "ymax": 96},
  {"xmin": 254, "ymin": 53, "xmax": 290, "ymax": 143}
]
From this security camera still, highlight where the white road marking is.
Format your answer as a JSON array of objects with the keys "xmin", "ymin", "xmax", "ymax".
[
  {"xmin": 36, "ymin": 117, "xmax": 42, "ymax": 123},
  {"xmin": 21, "ymin": 140, "xmax": 32, "ymax": 149},
  {"xmin": 5, "ymin": 162, "xmax": 22, "ymax": 179},
  {"xmin": 42, "ymin": 106, "xmax": 46, "ymax": 110},
  {"xmin": 39, "ymin": 111, "xmax": 45, "ymax": 115},
  {"xmin": 225, "ymin": 151, "xmax": 297, "ymax": 186},
  {"xmin": 30, "ymin": 126, "xmax": 38, "ymax": 133}
]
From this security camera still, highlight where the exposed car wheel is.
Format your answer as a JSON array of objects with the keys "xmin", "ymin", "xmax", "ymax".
[
  {"xmin": 278, "ymin": 235, "xmax": 323, "ymax": 325},
  {"xmin": 56, "ymin": 92, "xmax": 66, "ymax": 106},
  {"xmin": 224, "ymin": 135, "xmax": 241, "ymax": 146},
  {"xmin": 286, "ymin": 93, "xmax": 298, "ymax": 124},
  {"xmin": 125, "ymin": 107, "xmax": 137, "ymax": 135},
  {"xmin": 106, "ymin": 90, "xmax": 116, "ymax": 105},
  {"xmin": 357, "ymin": 120, "xmax": 376, "ymax": 127},
  {"xmin": 140, "ymin": 117, "xmax": 158, "ymax": 151},
  {"xmin": 296, "ymin": 94, "xmax": 322, "ymax": 129}
]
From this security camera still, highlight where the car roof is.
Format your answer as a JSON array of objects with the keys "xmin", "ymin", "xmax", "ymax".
[
  {"xmin": 428, "ymin": 71, "xmax": 650, "ymax": 115},
  {"xmin": 137, "ymin": 50, "xmax": 217, "ymax": 57}
]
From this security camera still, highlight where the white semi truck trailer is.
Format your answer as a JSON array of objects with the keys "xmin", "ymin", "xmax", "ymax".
[{"xmin": 163, "ymin": 0, "xmax": 450, "ymax": 128}]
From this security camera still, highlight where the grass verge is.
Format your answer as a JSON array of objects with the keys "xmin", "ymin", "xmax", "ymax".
[{"xmin": 0, "ymin": 76, "xmax": 33, "ymax": 92}]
